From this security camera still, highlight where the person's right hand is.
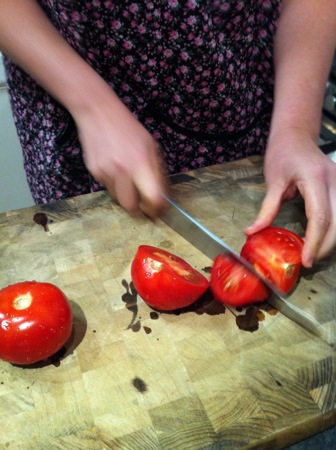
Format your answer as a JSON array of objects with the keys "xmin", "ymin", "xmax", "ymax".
[
  {"xmin": 75, "ymin": 90, "xmax": 167, "ymax": 218},
  {"xmin": 0, "ymin": 0, "xmax": 167, "ymax": 217}
]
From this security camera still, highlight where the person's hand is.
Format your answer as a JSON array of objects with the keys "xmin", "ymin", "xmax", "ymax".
[
  {"xmin": 245, "ymin": 128, "xmax": 336, "ymax": 268},
  {"xmin": 75, "ymin": 91, "xmax": 167, "ymax": 218}
]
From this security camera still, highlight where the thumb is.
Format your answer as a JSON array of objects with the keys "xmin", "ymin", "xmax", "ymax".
[{"xmin": 245, "ymin": 186, "xmax": 283, "ymax": 235}]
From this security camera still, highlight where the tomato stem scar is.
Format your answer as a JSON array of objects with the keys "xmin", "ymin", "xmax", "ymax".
[{"xmin": 13, "ymin": 293, "xmax": 33, "ymax": 310}]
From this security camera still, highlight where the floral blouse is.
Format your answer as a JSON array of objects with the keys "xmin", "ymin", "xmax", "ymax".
[{"xmin": 5, "ymin": 0, "xmax": 281, "ymax": 203}]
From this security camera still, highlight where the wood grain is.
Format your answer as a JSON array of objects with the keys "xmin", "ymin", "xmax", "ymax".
[{"xmin": 0, "ymin": 156, "xmax": 335, "ymax": 449}]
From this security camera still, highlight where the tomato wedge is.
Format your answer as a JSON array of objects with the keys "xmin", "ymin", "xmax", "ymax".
[
  {"xmin": 241, "ymin": 227, "xmax": 303, "ymax": 294},
  {"xmin": 131, "ymin": 245, "xmax": 209, "ymax": 310},
  {"xmin": 210, "ymin": 253, "xmax": 270, "ymax": 307}
]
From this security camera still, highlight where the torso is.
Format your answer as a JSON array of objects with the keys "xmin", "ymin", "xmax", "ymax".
[{"xmin": 5, "ymin": 0, "xmax": 281, "ymax": 202}]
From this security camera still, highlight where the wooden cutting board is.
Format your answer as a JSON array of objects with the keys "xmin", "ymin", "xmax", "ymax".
[{"xmin": 0, "ymin": 156, "xmax": 335, "ymax": 450}]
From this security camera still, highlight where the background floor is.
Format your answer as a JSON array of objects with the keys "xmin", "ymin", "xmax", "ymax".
[{"xmin": 286, "ymin": 426, "xmax": 335, "ymax": 449}]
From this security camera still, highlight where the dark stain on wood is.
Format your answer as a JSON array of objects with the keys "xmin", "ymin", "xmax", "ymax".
[
  {"xmin": 132, "ymin": 377, "xmax": 148, "ymax": 393},
  {"xmin": 121, "ymin": 279, "xmax": 139, "ymax": 330},
  {"xmin": 33, "ymin": 212, "xmax": 49, "ymax": 232},
  {"xmin": 236, "ymin": 306, "xmax": 262, "ymax": 333},
  {"xmin": 131, "ymin": 320, "xmax": 141, "ymax": 333},
  {"xmin": 168, "ymin": 291, "xmax": 226, "ymax": 316},
  {"xmin": 202, "ymin": 266, "xmax": 212, "ymax": 274},
  {"xmin": 258, "ymin": 302, "xmax": 278, "ymax": 316}
]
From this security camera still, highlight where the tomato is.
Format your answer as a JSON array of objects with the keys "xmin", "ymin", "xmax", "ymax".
[
  {"xmin": 210, "ymin": 253, "xmax": 270, "ymax": 307},
  {"xmin": 131, "ymin": 245, "xmax": 209, "ymax": 310},
  {"xmin": 241, "ymin": 227, "xmax": 304, "ymax": 294},
  {"xmin": 0, "ymin": 281, "xmax": 73, "ymax": 365}
]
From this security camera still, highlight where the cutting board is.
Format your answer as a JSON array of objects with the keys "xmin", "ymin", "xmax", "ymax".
[{"xmin": 0, "ymin": 156, "xmax": 335, "ymax": 449}]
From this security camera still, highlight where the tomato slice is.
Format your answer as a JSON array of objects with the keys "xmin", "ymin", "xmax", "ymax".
[
  {"xmin": 131, "ymin": 245, "xmax": 209, "ymax": 310},
  {"xmin": 241, "ymin": 227, "xmax": 304, "ymax": 294},
  {"xmin": 210, "ymin": 253, "xmax": 270, "ymax": 307}
]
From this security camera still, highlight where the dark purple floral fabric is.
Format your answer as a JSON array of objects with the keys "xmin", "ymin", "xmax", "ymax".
[{"xmin": 5, "ymin": 0, "xmax": 281, "ymax": 204}]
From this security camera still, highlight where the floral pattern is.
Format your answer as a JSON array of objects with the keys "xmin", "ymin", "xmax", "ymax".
[{"xmin": 5, "ymin": 0, "xmax": 281, "ymax": 203}]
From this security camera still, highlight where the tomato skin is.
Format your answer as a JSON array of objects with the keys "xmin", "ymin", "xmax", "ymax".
[
  {"xmin": 0, "ymin": 281, "xmax": 73, "ymax": 365},
  {"xmin": 210, "ymin": 253, "xmax": 270, "ymax": 307},
  {"xmin": 241, "ymin": 227, "xmax": 304, "ymax": 294},
  {"xmin": 131, "ymin": 245, "xmax": 209, "ymax": 310}
]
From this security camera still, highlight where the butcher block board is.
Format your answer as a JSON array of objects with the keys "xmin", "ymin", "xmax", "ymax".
[{"xmin": 0, "ymin": 156, "xmax": 335, "ymax": 450}]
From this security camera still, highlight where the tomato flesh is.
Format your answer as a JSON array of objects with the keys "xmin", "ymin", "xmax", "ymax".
[
  {"xmin": 131, "ymin": 245, "xmax": 209, "ymax": 310},
  {"xmin": 241, "ymin": 227, "xmax": 303, "ymax": 294},
  {"xmin": 0, "ymin": 281, "xmax": 73, "ymax": 365},
  {"xmin": 210, "ymin": 253, "xmax": 270, "ymax": 307}
]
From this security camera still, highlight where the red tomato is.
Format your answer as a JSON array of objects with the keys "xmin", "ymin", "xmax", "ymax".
[
  {"xmin": 0, "ymin": 281, "xmax": 73, "ymax": 365},
  {"xmin": 131, "ymin": 245, "xmax": 209, "ymax": 310},
  {"xmin": 210, "ymin": 253, "xmax": 270, "ymax": 307},
  {"xmin": 241, "ymin": 227, "xmax": 304, "ymax": 294}
]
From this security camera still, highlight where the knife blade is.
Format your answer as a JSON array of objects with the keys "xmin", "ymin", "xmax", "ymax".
[{"xmin": 160, "ymin": 195, "xmax": 324, "ymax": 338}]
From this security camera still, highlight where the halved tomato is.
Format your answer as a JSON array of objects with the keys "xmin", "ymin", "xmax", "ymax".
[
  {"xmin": 210, "ymin": 253, "xmax": 270, "ymax": 307},
  {"xmin": 131, "ymin": 245, "xmax": 209, "ymax": 310},
  {"xmin": 241, "ymin": 227, "xmax": 303, "ymax": 294}
]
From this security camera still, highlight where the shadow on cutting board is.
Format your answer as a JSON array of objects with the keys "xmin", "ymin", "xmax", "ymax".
[{"xmin": 13, "ymin": 300, "xmax": 87, "ymax": 369}]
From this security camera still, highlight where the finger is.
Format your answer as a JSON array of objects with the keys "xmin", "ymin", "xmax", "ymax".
[
  {"xmin": 106, "ymin": 170, "xmax": 141, "ymax": 215},
  {"xmin": 132, "ymin": 144, "xmax": 168, "ymax": 217},
  {"xmin": 300, "ymin": 183, "xmax": 331, "ymax": 267},
  {"xmin": 305, "ymin": 185, "xmax": 336, "ymax": 263},
  {"xmin": 315, "ymin": 219, "xmax": 336, "ymax": 261},
  {"xmin": 245, "ymin": 185, "xmax": 283, "ymax": 235},
  {"xmin": 133, "ymin": 163, "xmax": 167, "ymax": 218}
]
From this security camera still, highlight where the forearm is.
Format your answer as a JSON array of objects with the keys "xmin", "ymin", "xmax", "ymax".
[
  {"xmin": 0, "ymin": 0, "xmax": 123, "ymax": 120},
  {"xmin": 270, "ymin": 0, "xmax": 336, "ymax": 141}
]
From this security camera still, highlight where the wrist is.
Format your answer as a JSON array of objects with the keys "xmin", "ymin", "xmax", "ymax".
[
  {"xmin": 268, "ymin": 105, "xmax": 322, "ymax": 144},
  {"xmin": 66, "ymin": 72, "xmax": 130, "ymax": 129},
  {"xmin": 269, "ymin": 124, "xmax": 320, "ymax": 144}
]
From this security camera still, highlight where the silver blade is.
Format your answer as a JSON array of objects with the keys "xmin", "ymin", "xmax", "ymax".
[{"xmin": 160, "ymin": 195, "xmax": 324, "ymax": 338}]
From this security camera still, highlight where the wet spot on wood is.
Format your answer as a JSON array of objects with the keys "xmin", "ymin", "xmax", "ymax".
[
  {"xmin": 202, "ymin": 266, "xmax": 212, "ymax": 274},
  {"xmin": 131, "ymin": 320, "xmax": 141, "ymax": 333},
  {"xmin": 236, "ymin": 306, "xmax": 261, "ymax": 333},
  {"xmin": 259, "ymin": 302, "xmax": 278, "ymax": 316},
  {"xmin": 132, "ymin": 377, "xmax": 148, "ymax": 393},
  {"xmin": 257, "ymin": 310, "xmax": 265, "ymax": 321},
  {"xmin": 143, "ymin": 326, "xmax": 152, "ymax": 334},
  {"xmin": 33, "ymin": 212, "xmax": 49, "ymax": 232},
  {"xmin": 195, "ymin": 298, "xmax": 226, "ymax": 316},
  {"xmin": 159, "ymin": 240, "xmax": 173, "ymax": 249},
  {"xmin": 120, "ymin": 281, "xmax": 277, "ymax": 337},
  {"xmin": 178, "ymin": 291, "xmax": 226, "ymax": 316},
  {"xmin": 121, "ymin": 279, "xmax": 139, "ymax": 330}
]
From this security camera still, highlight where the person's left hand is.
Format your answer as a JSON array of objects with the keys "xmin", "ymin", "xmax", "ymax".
[{"xmin": 245, "ymin": 128, "xmax": 336, "ymax": 268}]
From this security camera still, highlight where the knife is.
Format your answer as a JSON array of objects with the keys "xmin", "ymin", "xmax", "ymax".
[{"xmin": 160, "ymin": 195, "xmax": 324, "ymax": 338}]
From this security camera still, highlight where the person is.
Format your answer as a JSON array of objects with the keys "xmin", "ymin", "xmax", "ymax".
[{"xmin": 0, "ymin": 0, "xmax": 336, "ymax": 269}]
